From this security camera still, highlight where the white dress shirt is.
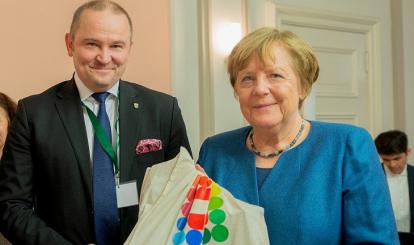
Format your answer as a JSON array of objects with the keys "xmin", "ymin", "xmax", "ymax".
[
  {"xmin": 74, "ymin": 73, "xmax": 119, "ymax": 165},
  {"xmin": 384, "ymin": 164, "xmax": 411, "ymax": 232}
]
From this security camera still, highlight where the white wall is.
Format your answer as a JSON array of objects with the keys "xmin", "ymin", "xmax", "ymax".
[
  {"xmin": 171, "ymin": 0, "xmax": 201, "ymax": 158},
  {"xmin": 210, "ymin": 0, "xmax": 246, "ymax": 134}
]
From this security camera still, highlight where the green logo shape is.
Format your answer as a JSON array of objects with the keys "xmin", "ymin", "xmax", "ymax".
[
  {"xmin": 208, "ymin": 196, "xmax": 224, "ymax": 211},
  {"xmin": 211, "ymin": 225, "xmax": 229, "ymax": 242},
  {"xmin": 203, "ymin": 228, "xmax": 211, "ymax": 244},
  {"xmin": 209, "ymin": 209, "xmax": 226, "ymax": 224}
]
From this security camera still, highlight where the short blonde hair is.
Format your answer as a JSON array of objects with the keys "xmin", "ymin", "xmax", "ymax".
[{"xmin": 227, "ymin": 27, "xmax": 319, "ymax": 107}]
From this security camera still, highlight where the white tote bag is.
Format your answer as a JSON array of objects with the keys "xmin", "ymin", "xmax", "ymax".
[{"xmin": 125, "ymin": 147, "xmax": 269, "ymax": 245}]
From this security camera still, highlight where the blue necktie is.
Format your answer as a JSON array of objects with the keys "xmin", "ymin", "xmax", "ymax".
[{"xmin": 92, "ymin": 92, "xmax": 120, "ymax": 245}]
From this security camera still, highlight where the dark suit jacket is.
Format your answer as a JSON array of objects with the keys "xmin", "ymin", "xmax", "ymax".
[
  {"xmin": 0, "ymin": 79, "xmax": 191, "ymax": 244},
  {"xmin": 382, "ymin": 164, "xmax": 414, "ymax": 233},
  {"xmin": 408, "ymin": 165, "xmax": 414, "ymax": 233}
]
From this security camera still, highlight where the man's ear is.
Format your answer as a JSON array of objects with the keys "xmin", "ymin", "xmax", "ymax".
[
  {"xmin": 127, "ymin": 40, "xmax": 133, "ymax": 55},
  {"xmin": 65, "ymin": 33, "xmax": 74, "ymax": 57},
  {"xmin": 407, "ymin": 147, "xmax": 412, "ymax": 156}
]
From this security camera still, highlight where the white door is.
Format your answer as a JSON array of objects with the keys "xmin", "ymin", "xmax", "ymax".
[{"xmin": 276, "ymin": 7, "xmax": 376, "ymax": 132}]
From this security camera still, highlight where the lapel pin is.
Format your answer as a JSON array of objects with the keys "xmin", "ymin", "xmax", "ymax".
[{"xmin": 133, "ymin": 102, "xmax": 139, "ymax": 109}]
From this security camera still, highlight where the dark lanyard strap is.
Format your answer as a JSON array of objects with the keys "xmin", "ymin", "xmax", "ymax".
[{"xmin": 82, "ymin": 102, "xmax": 119, "ymax": 175}]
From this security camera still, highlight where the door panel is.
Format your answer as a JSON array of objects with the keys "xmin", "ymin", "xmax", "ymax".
[{"xmin": 277, "ymin": 7, "xmax": 377, "ymax": 132}]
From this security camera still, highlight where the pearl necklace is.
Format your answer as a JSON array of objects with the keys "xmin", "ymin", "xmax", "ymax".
[{"xmin": 249, "ymin": 120, "xmax": 305, "ymax": 158}]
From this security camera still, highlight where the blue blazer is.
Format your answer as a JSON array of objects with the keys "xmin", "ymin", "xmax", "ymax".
[{"xmin": 198, "ymin": 121, "xmax": 399, "ymax": 245}]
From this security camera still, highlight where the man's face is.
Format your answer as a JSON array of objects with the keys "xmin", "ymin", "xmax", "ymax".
[
  {"xmin": 380, "ymin": 150, "xmax": 410, "ymax": 174},
  {"xmin": 65, "ymin": 9, "xmax": 132, "ymax": 92}
]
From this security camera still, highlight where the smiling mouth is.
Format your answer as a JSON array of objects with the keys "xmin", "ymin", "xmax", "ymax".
[
  {"xmin": 91, "ymin": 67, "xmax": 114, "ymax": 70},
  {"xmin": 253, "ymin": 103, "xmax": 277, "ymax": 109},
  {"xmin": 89, "ymin": 66, "xmax": 116, "ymax": 74}
]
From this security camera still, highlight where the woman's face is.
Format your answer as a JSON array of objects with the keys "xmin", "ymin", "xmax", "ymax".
[
  {"xmin": 234, "ymin": 43, "xmax": 303, "ymax": 130},
  {"xmin": 0, "ymin": 107, "xmax": 10, "ymax": 156}
]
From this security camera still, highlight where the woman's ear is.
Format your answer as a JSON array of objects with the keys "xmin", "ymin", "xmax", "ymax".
[
  {"xmin": 233, "ymin": 89, "xmax": 239, "ymax": 100},
  {"xmin": 299, "ymin": 89, "xmax": 306, "ymax": 101}
]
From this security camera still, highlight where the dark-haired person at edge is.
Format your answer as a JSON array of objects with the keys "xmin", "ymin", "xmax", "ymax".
[
  {"xmin": 0, "ymin": 92, "xmax": 16, "ymax": 245},
  {"xmin": 375, "ymin": 130, "xmax": 414, "ymax": 244},
  {"xmin": 0, "ymin": 1, "xmax": 191, "ymax": 244},
  {"xmin": 197, "ymin": 27, "xmax": 399, "ymax": 244}
]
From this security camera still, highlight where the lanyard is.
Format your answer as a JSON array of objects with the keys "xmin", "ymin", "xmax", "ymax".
[{"xmin": 82, "ymin": 101, "xmax": 119, "ymax": 176}]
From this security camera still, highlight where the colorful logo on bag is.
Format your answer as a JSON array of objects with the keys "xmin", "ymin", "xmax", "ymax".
[{"xmin": 172, "ymin": 175, "xmax": 229, "ymax": 244}]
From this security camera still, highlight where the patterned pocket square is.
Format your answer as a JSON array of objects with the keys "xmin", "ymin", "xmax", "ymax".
[{"xmin": 136, "ymin": 139, "xmax": 163, "ymax": 155}]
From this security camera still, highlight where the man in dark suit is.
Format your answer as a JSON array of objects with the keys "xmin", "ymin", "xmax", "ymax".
[
  {"xmin": 0, "ymin": 1, "xmax": 191, "ymax": 244},
  {"xmin": 375, "ymin": 130, "xmax": 414, "ymax": 234}
]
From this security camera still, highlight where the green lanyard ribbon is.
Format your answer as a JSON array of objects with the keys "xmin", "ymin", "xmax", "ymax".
[{"xmin": 82, "ymin": 102, "xmax": 119, "ymax": 175}]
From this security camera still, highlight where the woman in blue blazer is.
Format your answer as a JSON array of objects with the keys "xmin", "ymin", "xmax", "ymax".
[{"xmin": 198, "ymin": 27, "xmax": 398, "ymax": 244}]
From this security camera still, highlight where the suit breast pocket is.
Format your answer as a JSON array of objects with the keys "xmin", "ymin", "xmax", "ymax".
[{"xmin": 136, "ymin": 149, "xmax": 166, "ymax": 167}]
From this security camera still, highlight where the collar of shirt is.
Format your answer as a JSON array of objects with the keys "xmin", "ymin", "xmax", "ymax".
[
  {"xmin": 74, "ymin": 73, "xmax": 119, "ymax": 103},
  {"xmin": 74, "ymin": 73, "xmax": 120, "ymax": 162},
  {"xmin": 384, "ymin": 164, "xmax": 407, "ymax": 177}
]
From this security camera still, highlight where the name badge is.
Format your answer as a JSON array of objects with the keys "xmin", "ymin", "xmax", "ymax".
[{"xmin": 116, "ymin": 180, "xmax": 139, "ymax": 208}]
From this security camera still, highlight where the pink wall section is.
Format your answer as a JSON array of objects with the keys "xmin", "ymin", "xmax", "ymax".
[{"xmin": 0, "ymin": 0, "xmax": 171, "ymax": 102}]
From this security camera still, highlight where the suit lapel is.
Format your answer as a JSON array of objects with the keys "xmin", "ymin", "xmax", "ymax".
[
  {"xmin": 119, "ymin": 81, "xmax": 141, "ymax": 182},
  {"xmin": 55, "ymin": 79, "xmax": 92, "ymax": 199},
  {"xmin": 407, "ymin": 165, "xmax": 414, "ymax": 232}
]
